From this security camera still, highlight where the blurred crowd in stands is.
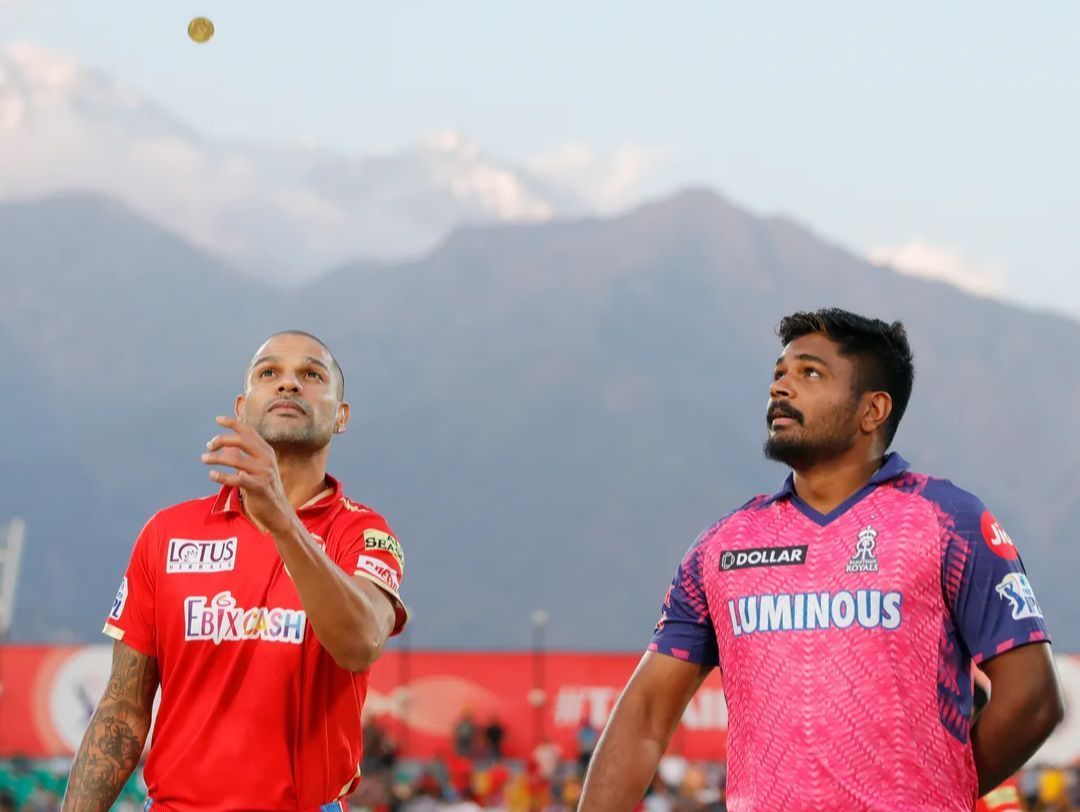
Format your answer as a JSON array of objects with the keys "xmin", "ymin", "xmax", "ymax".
[{"xmin": 2, "ymin": 712, "xmax": 1078, "ymax": 811}]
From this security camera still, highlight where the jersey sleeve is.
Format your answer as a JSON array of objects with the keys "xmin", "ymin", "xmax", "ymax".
[
  {"xmin": 934, "ymin": 484, "xmax": 1051, "ymax": 665},
  {"xmin": 102, "ymin": 515, "xmax": 160, "ymax": 657},
  {"xmin": 330, "ymin": 512, "xmax": 408, "ymax": 636},
  {"xmin": 648, "ymin": 535, "xmax": 719, "ymax": 667}
]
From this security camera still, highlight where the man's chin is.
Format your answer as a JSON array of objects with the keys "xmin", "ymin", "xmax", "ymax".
[
  {"xmin": 763, "ymin": 437, "xmax": 813, "ymax": 468},
  {"xmin": 763, "ymin": 434, "xmax": 854, "ymax": 469},
  {"xmin": 257, "ymin": 427, "xmax": 332, "ymax": 452}
]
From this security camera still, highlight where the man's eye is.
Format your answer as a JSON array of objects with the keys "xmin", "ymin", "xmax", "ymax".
[
  {"xmin": 306, "ymin": 371, "xmax": 323, "ymax": 380},
  {"xmin": 773, "ymin": 369, "xmax": 784, "ymax": 381},
  {"xmin": 805, "ymin": 368, "xmax": 821, "ymax": 378},
  {"xmin": 259, "ymin": 369, "xmax": 274, "ymax": 378}
]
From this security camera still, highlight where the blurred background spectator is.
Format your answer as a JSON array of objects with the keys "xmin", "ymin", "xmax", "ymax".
[
  {"xmin": 2, "ymin": 754, "xmax": 1077, "ymax": 810},
  {"xmin": 1, "ymin": 670, "xmax": 1076, "ymax": 812}
]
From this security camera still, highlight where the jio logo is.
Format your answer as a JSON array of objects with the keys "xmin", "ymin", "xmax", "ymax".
[{"xmin": 981, "ymin": 511, "xmax": 1019, "ymax": 560}]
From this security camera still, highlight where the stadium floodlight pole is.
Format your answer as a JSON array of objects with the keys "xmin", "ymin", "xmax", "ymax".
[
  {"xmin": 529, "ymin": 609, "xmax": 550, "ymax": 752},
  {"xmin": 398, "ymin": 619, "xmax": 412, "ymax": 755},
  {"xmin": 0, "ymin": 518, "xmax": 26, "ymax": 642}
]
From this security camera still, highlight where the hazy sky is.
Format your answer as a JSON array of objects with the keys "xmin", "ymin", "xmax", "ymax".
[{"xmin": 6, "ymin": 1, "xmax": 1080, "ymax": 320}]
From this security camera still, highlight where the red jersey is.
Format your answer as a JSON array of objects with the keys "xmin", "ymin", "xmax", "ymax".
[{"xmin": 103, "ymin": 476, "xmax": 407, "ymax": 812}]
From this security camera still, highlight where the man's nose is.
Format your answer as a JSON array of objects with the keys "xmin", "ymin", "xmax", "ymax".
[
  {"xmin": 769, "ymin": 374, "xmax": 792, "ymax": 400},
  {"xmin": 277, "ymin": 373, "xmax": 302, "ymax": 392}
]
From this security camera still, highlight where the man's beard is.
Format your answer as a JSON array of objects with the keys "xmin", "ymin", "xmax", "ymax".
[
  {"xmin": 764, "ymin": 399, "xmax": 858, "ymax": 469},
  {"xmin": 247, "ymin": 408, "xmax": 332, "ymax": 453}
]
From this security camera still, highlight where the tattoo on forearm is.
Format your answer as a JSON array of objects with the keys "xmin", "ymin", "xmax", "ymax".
[{"xmin": 63, "ymin": 643, "xmax": 159, "ymax": 812}]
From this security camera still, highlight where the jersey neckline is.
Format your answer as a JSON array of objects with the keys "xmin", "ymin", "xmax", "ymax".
[
  {"xmin": 210, "ymin": 474, "xmax": 343, "ymax": 516},
  {"xmin": 770, "ymin": 452, "xmax": 910, "ymax": 526}
]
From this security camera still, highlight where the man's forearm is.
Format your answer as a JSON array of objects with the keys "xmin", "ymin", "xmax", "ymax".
[
  {"xmin": 63, "ymin": 702, "xmax": 151, "ymax": 811},
  {"xmin": 580, "ymin": 654, "xmax": 711, "ymax": 811},
  {"xmin": 579, "ymin": 724, "xmax": 666, "ymax": 812},
  {"xmin": 580, "ymin": 692, "xmax": 680, "ymax": 812},
  {"xmin": 63, "ymin": 643, "xmax": 156, "ymax": 812},
  {"xmin": 971, "ymin": 694, "xmax": 1063, "ymax": 795},
  {"xmin": 271, "ymin": 516, "xmax": 386, "ymax": 670}
]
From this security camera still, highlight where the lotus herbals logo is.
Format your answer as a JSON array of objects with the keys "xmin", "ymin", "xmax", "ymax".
[{"xmin": 166, "ymin": 538, "xmax": 237, "ymax": 573}]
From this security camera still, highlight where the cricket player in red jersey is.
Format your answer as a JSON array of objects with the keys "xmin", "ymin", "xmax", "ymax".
[{"xmin": 63, "ymin": 331, "xmax": 408, "ymax": 812}]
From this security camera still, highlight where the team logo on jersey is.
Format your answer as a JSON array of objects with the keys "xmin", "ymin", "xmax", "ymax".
[
  {"xmin": 845, "ymin": 526, "xmax": 879, "ymax": 573},
  {"xmin": 363, "ymin": 529, "xmax": 405, "ymax": 569},
  {"xmin": 995, "ymin": 573, "xmax": 1043, "ymax": 620},
  {"xmin": 981, "ymin": 511, "xmax": 1019, "ymax": 560},
  {"xmin": 109, "ymin": 577, "xmax": 128, "ymax": 621},
  {"xmin": 184, "ymin": 591, "xmax": 306, "ymax": 644},
  {"xmin": 166, "ymin": 538, "xmax": 237, "ymax": 573},
  {"xmin": 728, "ymin": 590, "xmax": 902, "ymax": 636},
  {"xmin": 719, "ymin": 545, "xmax": 807, "ymax": 572},
  {"xmin": 355, "ymin": 555, "xmax": 401, "ymax": 593}
]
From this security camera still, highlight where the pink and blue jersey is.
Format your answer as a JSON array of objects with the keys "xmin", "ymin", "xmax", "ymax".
[{"xmin": 650, "ymin": 453, "xmax": 1050, "ymax": 812}]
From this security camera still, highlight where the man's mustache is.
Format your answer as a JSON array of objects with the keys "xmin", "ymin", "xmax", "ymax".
[{"xmin": 767, "ymin": 401, "xmax": 804, "ymax": 425}]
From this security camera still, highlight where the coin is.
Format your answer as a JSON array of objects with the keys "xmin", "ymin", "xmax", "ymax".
[{"xmin": 188, "ymin": 17, "xmax": 214, "ymax": 43}]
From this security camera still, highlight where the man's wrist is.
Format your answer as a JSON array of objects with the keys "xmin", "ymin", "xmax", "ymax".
[{"xmin": 266, "ymin": 508, "xmax": 304, "ymax": 544}]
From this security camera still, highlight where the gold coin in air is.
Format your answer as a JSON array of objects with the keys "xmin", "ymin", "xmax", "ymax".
[{"xmin": 188, "ymin": 17, "xmax": 215, "ymax": 43}]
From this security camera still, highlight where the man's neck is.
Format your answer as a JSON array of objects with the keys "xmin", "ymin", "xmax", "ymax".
[
  {"xmin": 791, "ymin": 451, "xmax": 886, "ymax": 515},
  {"xmin": 278, "ymin": 454, "xmax": 331, "ymax": 510},
  {"xmin": 241, "ymin": 446, "xmax": 330, "ymax": 521}
]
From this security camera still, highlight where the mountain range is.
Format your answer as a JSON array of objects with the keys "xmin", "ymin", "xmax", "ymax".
[
  {"xmin": 0, "ymin": 43, "xmax": 590, "ymax": 284},
  {"xmin": 1, "ymin": 188, "xmax": 1077, "ymax": 651}
]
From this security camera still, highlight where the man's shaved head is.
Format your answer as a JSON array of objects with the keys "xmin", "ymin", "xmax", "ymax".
[{"xmin": 245, "ymin": 330, "xmax": 345, "ymax": 400}]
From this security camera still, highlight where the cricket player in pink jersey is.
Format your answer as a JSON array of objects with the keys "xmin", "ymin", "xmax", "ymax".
[{"xmin": 580, "ymin": 308, "xmax": 1064, "ymax": 812}]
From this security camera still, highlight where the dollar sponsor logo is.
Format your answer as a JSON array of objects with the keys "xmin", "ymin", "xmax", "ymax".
[{"xmin": 719, "ymin": 545, "xmax": 807, "ymax": 572}]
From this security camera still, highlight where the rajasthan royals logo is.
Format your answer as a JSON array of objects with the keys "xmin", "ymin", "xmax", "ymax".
[
  {"xmin": 995, "ymin": 573, "xmax": 1043, "ymax": 620},
  {"xmin": 845, "ymin": 526, "xmax": 879, "ymax": 573}
]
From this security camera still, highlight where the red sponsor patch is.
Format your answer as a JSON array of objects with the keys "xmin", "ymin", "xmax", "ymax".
[
  {"xmin": 980, "ymin": 511, "xmax": 1019, "ymax": 560},
  {"xmin": 356, "ymin": 554, "xmax": 401, "ymax": 593}
]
